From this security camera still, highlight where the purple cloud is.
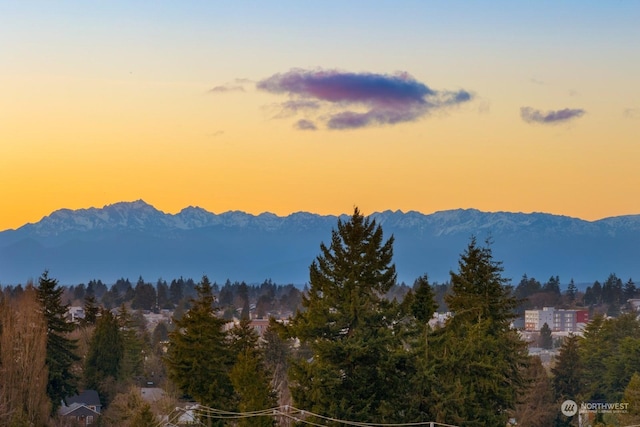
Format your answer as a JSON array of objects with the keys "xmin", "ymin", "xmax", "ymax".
[
  {"xmin": 295, "ymin": 119, "xmax": 317, "ymax": 131},
  {"xmin": 520, "ymin": 107, "xmax": 585, "ymax": 124},
  {"xmin": 257, "ymin": 68, "xmax": 472, "ymax": 130}
]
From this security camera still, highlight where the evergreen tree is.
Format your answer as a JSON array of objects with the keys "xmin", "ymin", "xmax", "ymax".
[
  {"xmin": 157, "ymin": 279, "xmax": 170, "ymax": 309},
  {"xmin": 624, "ymin": 278, "xmax": 637, "ymax": 302},
  {"xmin": 400, "ymin": 275, "xmax": 438, "ymax": 421},
  {"xmin": 540, "ymin": 322, "xmax": 553, "ymax": 349},
  {"xmin": 287, "ymin": 208, "xmax": 406, "ymax": 424},
  {"xmin": 565, "ymin": 279, "xmax": 578, "ymax": 306},
  {"xmin": 82, "ymin": 294, "xmax": 99, "ymax": 326},
  {"xmin": 584, "ymin": 281, "xmax": 602, "ymax": 306},
  {"xmin": 430, "ymin": 238, "xmax": 528, "ymax": 426},
  {"xmin": 409, "ymin": 274, "xmax": 438, "ymax": 325},
  {"xmin": 228, "ymin": 318, "xmax": 276, "ymax": 427},
  {"xmin": 619, "ymin": 373, "xmax": 640, "ymax": 426},
  {"xmin": 35, "ymin": 271, "xmax": 80, "ymax": 411},
  {"xmin": 165, "ymin": 275, "xmax": 234, "ymax": 416},
  {"xmin": 543, "ymin": 275, "xmax": 561, "ymax": 295},
  {"xmin": 551, "ymin": 334, "xmax": 584, "ymax": 401},
  {"xmin": 131, "ymin": 278, "xmax": 156, "ymax": 311},
  {"xmin": 446, "ymin": 237, "xmax": 518, "ymax": 326},
  {"xmin": 580, "ymin": 313, "xmax": 640, "ymax": 400},
  {"xmin": 169, "ymin": 278, "xmax": 184, "ymax": 306},
  {"xmin": 238, "ymin": 282, "xmax": 250, "ymax": 320},
  {"xmin": 117, "ymin": 305, "xmax": 146, "ymax": 382},
  {"xmin": 84, "ymin": 309, "xmax": 124, "ymax": 404}
]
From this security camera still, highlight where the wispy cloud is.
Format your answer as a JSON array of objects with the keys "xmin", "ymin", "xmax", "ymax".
[
  {"xmin": 520, "ymin": 107, "xmax": 586, "ymax": 125},
  {"xmin": 623, "ymin": 108, "xmax": 640, "ymax": 119},
  {"xmin": 295, "ymin": 119, "xmax": 317, "ymax": 131},
  {"xmin": 256, "ymin": 68, "xmax": 472, "ymax": 130},
  {"xmin": 209, "ymin": 84, "xmax": 245, "ymax": 94},
  {"xmin": 208, "ymin": 78, "xmax": 252, "ymax": 94}
]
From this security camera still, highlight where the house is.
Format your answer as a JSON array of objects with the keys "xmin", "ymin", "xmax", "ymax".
[
  {"xmin": 67, "ymin": 306, "xmax": 86, "ymax": 323},
  {"xmin": 59, "ymin": 390, "xmax": 101, "ymax": 426}
]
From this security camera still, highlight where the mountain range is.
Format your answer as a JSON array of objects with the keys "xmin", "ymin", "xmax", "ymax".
[{"xmin": 1, "ymin": 200, "xmax": 639, "ymax": 287}]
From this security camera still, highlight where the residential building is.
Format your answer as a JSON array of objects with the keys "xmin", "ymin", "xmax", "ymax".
[
  {"xmin": 524, "ymin": 307, "xmax": 589, "ymax": 333},
  {"xmin": 59, "ymin": 390, "xmax": 101, "ymax": 426}
]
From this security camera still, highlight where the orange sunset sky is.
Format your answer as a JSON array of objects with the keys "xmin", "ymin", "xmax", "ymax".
[{"xmin": 1, "ymin": 1, "xmax": 639, "ymax": 231}]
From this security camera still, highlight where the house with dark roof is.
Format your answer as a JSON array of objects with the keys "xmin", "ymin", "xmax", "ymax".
[{"xmin": 59, "ymin": 390, "xmax": 101, "ymax": 426}]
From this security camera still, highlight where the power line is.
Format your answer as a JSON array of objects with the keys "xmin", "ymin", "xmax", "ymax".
[{"xmin": 159, "ymin": 404, "xmax": 460, "ymax": 427}]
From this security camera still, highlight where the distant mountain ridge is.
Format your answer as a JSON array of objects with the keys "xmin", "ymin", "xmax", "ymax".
[{"xmin": 1, "ymin": 200, "xmax": 639, "ymax": 286}]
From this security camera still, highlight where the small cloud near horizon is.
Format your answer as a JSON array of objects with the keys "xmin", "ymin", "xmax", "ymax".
[
  {"xmin": 209, "ymin": 85, "xmax": 245, "ymax": 94},
  {"xmin": 256, "ymin": 68, "xmax": 473, "ymax": 130},
  {"xmin": 520, "ymin": 106, "xmax": 586, "ymax": 125},
  {"xmin": 623, "ymin": 108, "xmax": 639, "ymax": 119},
  {"xmin": 208, "ymin": 78, "xmax": 252, "ymax": 94},
  {"xmin": 295, "ymin": 119, "xmax": 317, "ymax": 131}
]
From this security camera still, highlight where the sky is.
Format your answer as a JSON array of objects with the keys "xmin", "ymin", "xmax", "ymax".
[{"xmin": 1, "ymin": 1, "xmax": 639, "ymax": 231}]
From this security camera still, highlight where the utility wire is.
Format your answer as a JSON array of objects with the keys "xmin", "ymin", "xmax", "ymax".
[{"xmin": 158, "ymin": 404, "xmax": 459, "ymax": 427}]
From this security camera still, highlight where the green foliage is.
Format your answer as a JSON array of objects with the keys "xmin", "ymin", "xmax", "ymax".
[
  {"xmin": 446, "ymin": 237, "xmax": 518, "ymax": 328},
  {"xmin": 35, "ymin": 271, "xmax": 80, "ymax": 411},
  {"xmin": 84, "ymin": 309, "xmax": 124, "ymax": 404},
  {"xmin": 117, "ymin": 305, "xmax": 147, "ymax": 382},
  {"xmin": 82, "ymin": 294, "xmax": 99, "ymax": 326},
  {"xmin": 551, "ymin": 334, "xmax": 584, "ymax": 401},
  {"xmin": 229, "ymin": 319, "xmax": 276, "ymax": 427},
  {"xmin": 580, "ymin": 313, "xmax": 640, "ymax": 401},
  {"xmin": 540, "ymin": 322, "xmax": 553, "ymax": 349},
  {"xmin": 430, "ymin": 238, "xmax": 529, "ymax": 426},
  {"xmin": 566, "ymin": 279, "xmax": 578, "ymax": 305},
  {"xmin": 131, "ymin": 277, "xmax": 157, "ymax": 311},
  {"xmin": 409, "ymin": 274, "xmax": 438, "ymax": 324},
  {"xmin": 165, "ymin": 275, "xmax": 234, "ymax": 413},
  {"xmin": 619, "ymin": 372, "xmax": 640, "ymax": 426},
  {"xmin": 288, "ymin": 208, "xmax": 408, "ymax": 423}
]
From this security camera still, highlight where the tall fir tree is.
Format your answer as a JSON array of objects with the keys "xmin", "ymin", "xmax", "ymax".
[
  {"xmin": 82, "ymin": 294, "xmax": 99, "ymax": 326},
  {"xmin": 84, "ymin": 309, "xmax": 125, "ymax": 404},
  {"xmin": 540, "ymin": 322, "xmax": 553, "ymax": 349},
  {"xmin": 165, "ymin": 275, "xmax": 234, "ymax": 419},
  {"xmin": 35, "ymin": 271, "xmax": 80, "ymax": 411},
  {"xmin": 399, "ymin": 274, "xmax": 439, "ymax": 422},
  {"xmin": 228, "ymin": 318, "xmax": 276, "ymax": 427},
  {"xmin": 287, "ymin": 208, "xmax": 408, "ymax": 424},
  {"xmin": 429, "ymin": 238, "xmax": 529, "ymax": 426},
  {"xmin": 117, "ymin": 304, "xmax": 146, "ymax": 382},
  {"xmin": 552, "ymin": 334, "xmax": 584, "ymax": 402}
]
